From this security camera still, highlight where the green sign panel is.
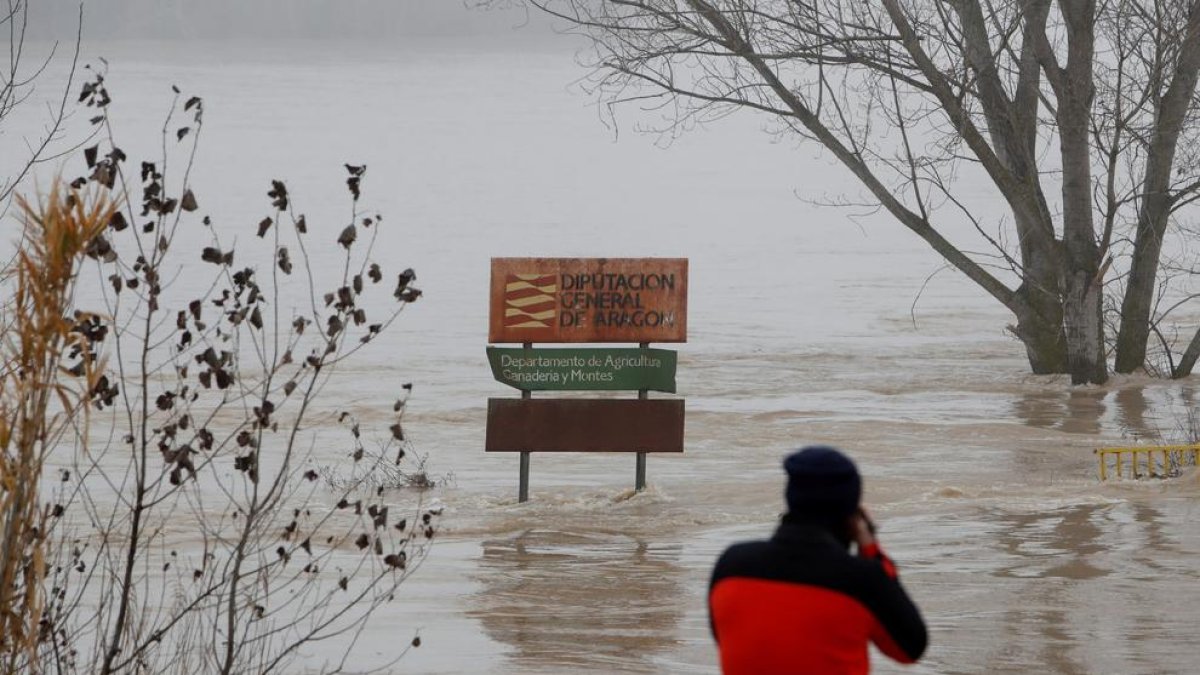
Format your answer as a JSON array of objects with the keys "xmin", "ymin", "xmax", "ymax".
[{"xmin": 487, "ymin": 347, "xmax": 677, "ymax": 392}]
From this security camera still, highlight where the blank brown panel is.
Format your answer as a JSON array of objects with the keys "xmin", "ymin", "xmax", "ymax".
[{"xmin": 485, "ymin": 398, "xmax": 685, "ymax": 453}]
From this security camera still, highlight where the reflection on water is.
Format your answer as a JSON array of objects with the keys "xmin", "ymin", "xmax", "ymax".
[
  {"xmin": 898, "ymin": 498, "xmax": 1200, "ymax": 675},
  {"xmin": 1011, "ymin": 382, "xmax": 1200, "ymax": 442},
  {"xmin": 989, "ymin": 504, "xmax": 1108, "ymax": 580},
  {"xmin": 1113, "ymin": 387, "xmax": 1158, "ymax": 441},
  {"xmin": 1012, "ymin": 388, "xmax": 1107, "ymax": 435},
  {"xmin": 1010, "ymin": 384, "xmax": 1179, "ymax": 439},
  {"xmin": 973, "ymin": 505, "xmax": 1108, "ymax": 674},
  {"xmin": 470, "ymin": 530, "xmax": 685, "ymax": 674}
]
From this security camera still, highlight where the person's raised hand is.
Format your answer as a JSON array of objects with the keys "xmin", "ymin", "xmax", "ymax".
[{"xmin": 851, "ymin": 507, "xmax": 877, "ymax": 553}]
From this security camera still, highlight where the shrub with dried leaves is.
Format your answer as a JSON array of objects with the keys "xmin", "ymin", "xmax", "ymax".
[{"xmin": 1, "ymin": 67, "xmax": 439, "ymax": 675}]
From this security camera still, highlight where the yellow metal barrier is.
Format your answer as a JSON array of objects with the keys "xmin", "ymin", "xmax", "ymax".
[{"xmin": 1094, "ymin": 444, "xmax": 1200, "ymax": 481}]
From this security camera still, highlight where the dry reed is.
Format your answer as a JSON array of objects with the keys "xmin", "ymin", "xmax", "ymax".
[{"xmin": 0, "ymin": 182, "xmax": 115, "ymax": 673}]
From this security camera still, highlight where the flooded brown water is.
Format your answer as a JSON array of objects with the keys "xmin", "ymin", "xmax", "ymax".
[
  {"xmin": 9, "ymin": 37, "xmax": 1200, "ymax": 674},
  {"xmin": 378, "ymin": 375, "xmax": 1199, "ymax": 675}
]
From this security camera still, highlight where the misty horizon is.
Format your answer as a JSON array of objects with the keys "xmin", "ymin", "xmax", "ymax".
[{"xmin": 28, "ymin": 1, "xmax": 562, "ymax": 42}]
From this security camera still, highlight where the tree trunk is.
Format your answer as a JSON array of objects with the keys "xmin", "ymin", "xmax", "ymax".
[
  {"xmin": 1172, "ymin": 326, "xmax": 1200, "ymax": 378},
  {"xmin": 1060, "ymin": 121, "xmax": 1107, "ymax": 385},
  {"xmin": 1012, "ymin": 225, "xmax": 1068, "ymax": 374},
  {"xmin": 1115, "ymin": 8, "xmax": 1200, "ymax": 372},
  {"xmin": 1114, "ymin": 223, "xmax": 1164, "ymax": 373},
  {"xmin": 1062, "ymin": 268, "xmax": 1107, "ymax": 384},
  {"xmin": 1013, "ymin": 288, "xmax": 1068, "ymax": 374},
  {"xmin": 1057, "ymin": 0, "xmax": 1107, "ymax": 385}
]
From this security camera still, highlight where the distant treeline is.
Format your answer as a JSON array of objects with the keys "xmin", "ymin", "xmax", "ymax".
[{"xmin": 28, "ymin": 0, "xmax": 540, "ymax": 40}]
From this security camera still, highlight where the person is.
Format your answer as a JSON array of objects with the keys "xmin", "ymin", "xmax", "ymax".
[{"xmin": 708, "ymin": 445, "xmax": 927, "ymax": 674}]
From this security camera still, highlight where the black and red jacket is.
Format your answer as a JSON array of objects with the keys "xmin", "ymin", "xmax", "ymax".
[{"xmin": 709, "ymin": 520, "xmax": 927, "ymax": 674}]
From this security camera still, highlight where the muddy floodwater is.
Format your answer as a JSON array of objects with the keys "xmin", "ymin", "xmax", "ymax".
[{"xmin": 9, "ymin": 36, "xmax": 1200, "ymax": 674}]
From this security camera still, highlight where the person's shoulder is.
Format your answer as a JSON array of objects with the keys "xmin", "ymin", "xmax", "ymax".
[{"xmin": 713, "ymin": 539, "xmax": 773, "ymax": 574}]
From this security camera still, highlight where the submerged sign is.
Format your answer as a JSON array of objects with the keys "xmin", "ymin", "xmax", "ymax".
[
  {"xmin": 488, "ymin": 258, "xmax": 688, "ymax": 343},
  {"xmin": 487, "ymin": 347, "xmax": 677, "ymax": 392}
]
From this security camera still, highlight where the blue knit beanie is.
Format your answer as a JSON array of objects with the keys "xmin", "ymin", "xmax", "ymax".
[{"xmin": 783, "ymin": 446, "xmax": 861, "ymax": 518}]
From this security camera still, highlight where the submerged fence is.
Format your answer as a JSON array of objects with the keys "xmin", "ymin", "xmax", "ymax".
[{"xmin": 1094, "ymin": 444, "xmax": 1200, "ymax": 481}]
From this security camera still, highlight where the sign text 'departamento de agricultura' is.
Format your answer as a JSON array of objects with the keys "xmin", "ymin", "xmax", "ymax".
[{"xmin": 486, "ymin": 347, "xmax": 677, "ymax": 392}]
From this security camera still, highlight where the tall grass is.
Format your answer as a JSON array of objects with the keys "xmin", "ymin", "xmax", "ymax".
[{"xmin": 0, "ymin": 183, "xmax": 115, "ymax": 672}]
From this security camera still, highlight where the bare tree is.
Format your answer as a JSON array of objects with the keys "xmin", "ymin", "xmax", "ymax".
[
  {"xmin": 505, "ymin": 0, "xmax": 1200, "ymax": 383},
  {"xmin": 1, "ymin": 0, "xmax": 84, "ymax": 210}
]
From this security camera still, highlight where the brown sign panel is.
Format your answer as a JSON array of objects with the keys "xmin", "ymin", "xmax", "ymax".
[
  {"xmin": 485, "ymin": 399, "xmax": 685, "ymax": 453},
  {"xmin": 488, "ymin": 258, "xmax": 688, "ymax": 343}
]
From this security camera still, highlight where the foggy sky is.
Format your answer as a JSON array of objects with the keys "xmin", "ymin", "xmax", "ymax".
[{"xmin": 28, "ymin": 1, "xmax": 555, "ymax": 41}]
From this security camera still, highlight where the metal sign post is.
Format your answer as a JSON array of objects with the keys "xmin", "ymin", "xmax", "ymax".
[
  {"xmin": 519, "ymin": 342, "xmax": 532, "ymax": 503},
  {"xmin": 636, "ymin": 341, "xmax": 649, "ymax": 492},
  {"xmin": 519, "ymin": 444, "xmax": 530, "ymax": 503}
]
